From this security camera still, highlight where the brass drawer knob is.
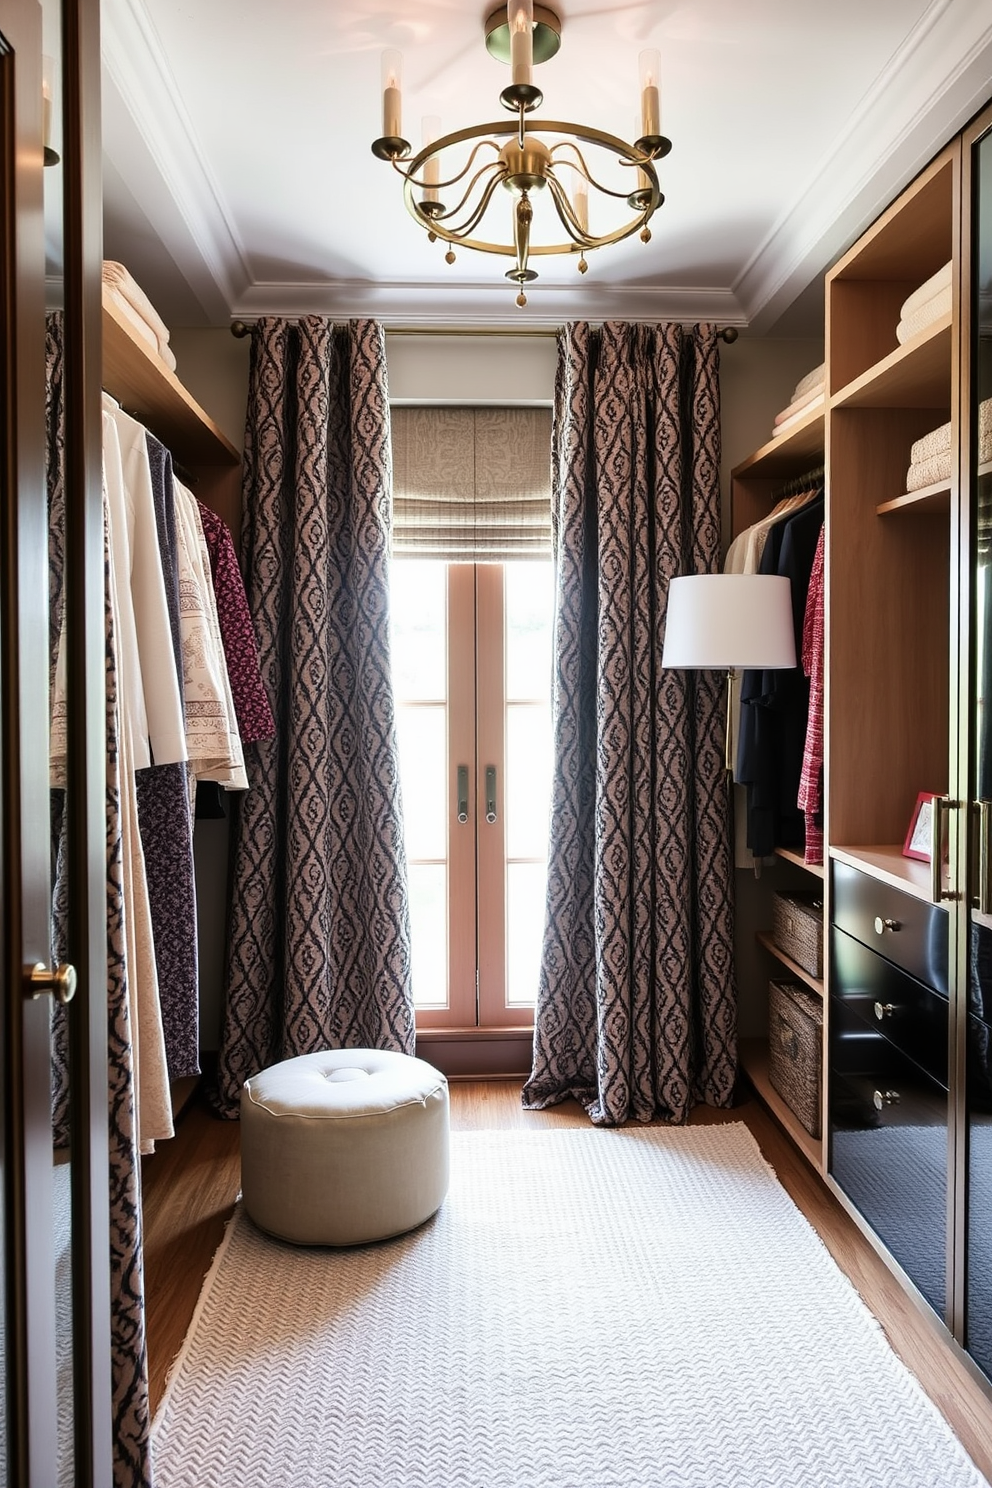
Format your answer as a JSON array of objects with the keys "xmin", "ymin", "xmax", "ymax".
[
  {"xmin": 873, "ymin": 1001, "xmax": 896, "ymax": 1021},
  {"xmin": 873, "ymin": 1088, "xmax": 901, "ymax": 1110},
  {"xmin": 873, "ymin": 916, "xmax": 901, "ymax": 935}
]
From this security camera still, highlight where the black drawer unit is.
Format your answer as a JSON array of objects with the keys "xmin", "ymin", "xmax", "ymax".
[
  {"xmin": 831, "ymin": 861, "xmax": 948, "ymax": 995},
  {"xmin": 830, "ymin": 999, "xmax": 947, "ymax": 1317},
  {"xmin": 830, "ymin": 925, "xmax": 949, "ymax": 1088},
  {"xmin": 968, "ymin": 1013, "xmax": 992, "ymax": 1377}
]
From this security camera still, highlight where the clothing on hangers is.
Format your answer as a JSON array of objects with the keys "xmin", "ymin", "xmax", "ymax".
[{"xmin": 736, "ymin": 495, "xmax": 825, "ymax": 860}]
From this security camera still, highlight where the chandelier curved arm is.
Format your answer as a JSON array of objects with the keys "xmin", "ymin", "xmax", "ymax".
[
  {"xmin": 430, "ymin": 164, "xmax": 509, "ymax": 241},
  {"xmin": 550, "ymin": 139, "xmax": 659, "ymax": 206},
  {"xmin": 544, "ymin": 171, "xmax": 590, "ymax": 246},
  {"xmin": 393, "ymin": 137, "xmax": 501, "ymax": 195}
]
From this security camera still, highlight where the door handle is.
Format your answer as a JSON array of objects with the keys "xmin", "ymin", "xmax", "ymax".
[
  {"xmin": 457, "ymin": 764, "xmax": 469, "ymax": 824},
  {"xmin": 25, "ymin": 962, "xmax": 77, "ymax": 1004},
  {"xmin": 485, "ymin": 765, "xmax": 497, "ymax": 824},
  {"xmin": 930, "ymin": 796, "xmax": 958, "ymax": 904},
  {"xmin": 978, "ymin": 800, "xmax": 992, "ymax": 914}
]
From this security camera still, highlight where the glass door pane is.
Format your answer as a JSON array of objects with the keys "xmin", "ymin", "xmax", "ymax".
[
  {"xmin": 392, "ymin": 559, "xmax": 552, "ymax": 1029},
  {"xmin": 477, "ymin": 560, "xmax": 553, "ymax": 1025},
  {"xmin": 391, "ymin": 561, "xmax": 477, "ymax": 1022},
  {"xmin": 968, "ymin": 117, "xmax": 992, "ymax": 1378}
]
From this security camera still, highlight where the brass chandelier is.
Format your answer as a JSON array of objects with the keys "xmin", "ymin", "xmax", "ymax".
[{"xmin": 370, "ymin": 3, "xmax": 671, "ymax": 307}]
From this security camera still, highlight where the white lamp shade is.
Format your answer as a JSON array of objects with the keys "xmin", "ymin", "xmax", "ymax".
[{"xmin": 662, "ymin": 574, "xmax": 797, "ymax": 670}]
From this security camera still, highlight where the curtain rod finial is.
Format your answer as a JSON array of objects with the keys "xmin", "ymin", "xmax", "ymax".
[
  {"xmin": 230, "ymin": 319, "xmax": 251, "ymax": 339},
  {"xmin": 718, "ymin": 326, "xmax": 739, "ymax": 344}
]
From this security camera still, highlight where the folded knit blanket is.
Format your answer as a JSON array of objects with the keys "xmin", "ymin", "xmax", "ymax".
[
  {"xmin": 900, "ymin": 261, "xmax": 952, "ymax": 322},
  {"xmin": 896, "ymin": 284, "xmax": 952, "ymax": 345},
  {"xmin": 910, "ymin": 419, "xmax": 952, "ymax": 466},
  {"xmin": 773, "ymin": 381, "xmax": 824, "ymax": 428},
  {"xmin": 906, "ymin": 452, "xmax": 952, "ymax": 492},
  {"xmin": 791, "ymin": 362, "xmax": 826, "ymax": 404},
  {"xmin": 771, "ymin": 389, "xmax": 825, "ymax": 440},
  {"xmin": 102, "ymin": 260, "xmax": 176, "ymax": 372},
  {"xmin": 905, "ymin": 399, "xmax": 992, "ymax": 490}
]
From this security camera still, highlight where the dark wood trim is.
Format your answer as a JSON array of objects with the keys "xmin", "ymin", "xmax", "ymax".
[
  {"xmin": 61, "ymin": 0, "xmax": 113, "ymax": 1479},
  {"xmin": 0, "ymin": 1, "xmax": 58, "ymax": 1480}
]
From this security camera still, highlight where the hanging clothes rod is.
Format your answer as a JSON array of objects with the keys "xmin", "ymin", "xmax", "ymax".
[
  {"xmin": 776, "ymin": 465, "xmax": 825, "ymax": 498},
  {"xmin": 229, "ymin": 319, "xmax": 741, "ymax": 344}
]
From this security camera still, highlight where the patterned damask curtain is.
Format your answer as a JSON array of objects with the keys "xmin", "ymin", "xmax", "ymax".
[
  {"xmin": 215, "ymin": 317, "xmax": 415, "ymax": 1115},
  {"xmin": 523, "ymin": 322, "xmax": 736, "ymax": 1126}
]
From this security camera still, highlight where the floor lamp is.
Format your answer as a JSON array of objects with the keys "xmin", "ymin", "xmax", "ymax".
[{"xmin": 662, "ymin": 574, "xmax": 797, "ymax": 771}]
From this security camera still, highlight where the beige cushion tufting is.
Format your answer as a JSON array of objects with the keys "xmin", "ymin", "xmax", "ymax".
[{"xmin": 240, "ymin": 1049, "xmax": 450, "ymax": 1246}]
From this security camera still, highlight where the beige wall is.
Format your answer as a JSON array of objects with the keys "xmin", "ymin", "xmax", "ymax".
[
  {"xmin": 718, "ymin": 335, "xmax": 824, "ymax": 544},
  {"xmin": 170, "ymin": 327, "xmax": 251, "ymax": 454}
]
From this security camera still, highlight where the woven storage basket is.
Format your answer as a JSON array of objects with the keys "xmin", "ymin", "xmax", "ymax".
[
  {"xmin": 768, "ymin": 980, "xmax": 823, "ymax": 1138},
  {"xmin": 771, "ymin": 889, "xmax": 824, "ymax": 978}
]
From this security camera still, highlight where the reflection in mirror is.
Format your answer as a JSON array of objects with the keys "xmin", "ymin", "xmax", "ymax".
[
  {"xmin": 1, "ymin": 22, "xmax": 9, "ymax": 1481},
  {"xmin": 42, "ymin": 0, "xmax": 73, "ymax": 1479}
]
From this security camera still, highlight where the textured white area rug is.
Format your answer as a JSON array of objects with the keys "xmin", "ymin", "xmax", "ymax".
[{"xmin": 152, "ymin": 1124, "xmax": 989, "ymax": 1488}]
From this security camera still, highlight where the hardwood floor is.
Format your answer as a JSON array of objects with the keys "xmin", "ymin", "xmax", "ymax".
[{"xmin": 142, "ymin": 1079, "xmax": 992, "ymax": 1476}]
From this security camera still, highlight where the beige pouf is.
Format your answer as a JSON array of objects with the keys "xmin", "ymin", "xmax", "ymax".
[{"xmin": 240, "ymin": 1049, "xmax": 449, "ymax": 1246}]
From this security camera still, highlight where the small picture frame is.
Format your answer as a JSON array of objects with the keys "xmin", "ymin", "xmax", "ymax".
[{"xmin": 903, "ymin": 791, "xmax": 938, "ymax": 862}]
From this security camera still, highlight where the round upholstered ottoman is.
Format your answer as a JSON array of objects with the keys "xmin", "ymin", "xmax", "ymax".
[{"xmin": 240, "ymin": 1049, "xmax": 449, "ymax": 1246}]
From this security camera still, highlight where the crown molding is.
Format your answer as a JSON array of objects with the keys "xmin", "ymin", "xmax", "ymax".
[
  {"xmin": 101, "ymin": 0, "xmax": 250, "ymax": 320},
  {"xmin": 739, "ymin": 1, "xmax": 992, "ymax": 332},
  {"xmin": 232, "ymin": 278, "xmax": 747, "ymax": 330}
]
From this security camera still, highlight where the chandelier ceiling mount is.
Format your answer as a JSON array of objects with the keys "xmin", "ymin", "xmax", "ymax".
[{"xmin": 370, "ymin": 4, "xmax": 671, "ymax": 307}]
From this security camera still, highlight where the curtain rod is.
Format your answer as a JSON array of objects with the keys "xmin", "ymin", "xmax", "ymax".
[{"xmin": 229, "ymin": 319, "xmax": 740, "ymax": 344}]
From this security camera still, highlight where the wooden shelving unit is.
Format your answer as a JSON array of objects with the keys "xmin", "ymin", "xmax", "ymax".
[
  {"xmin": 739, "ymin": 1038, "xmax": 822, "ymax": 1169},
  {"xmin": 102, "ymin": 290, "xmax": 242, "ymax": 533},
  {"xmin": 831, "ymin": 316, "xmax": 952, "ymax": 410},
  {"xmin": 756, "ymin": 931, "xmax": 823, "ymax": 998},
  {"xmin": 774, "ymin": 845, "xmax": 824, "ymax": 879},
  {"xmin": 877, "ymin": 480, "xmax": 951, "ymax": 516},
  {"xmin": 102, "ymin": 292, "xmax": 238, "ymax": 466}
]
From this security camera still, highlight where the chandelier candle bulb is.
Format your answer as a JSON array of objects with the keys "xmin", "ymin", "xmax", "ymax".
[
  {"xmin": 508, "ymin": 0, "xmax": 534, "ymax": 87},
  {"xmin": 422, "ymin": 115, "xmax": 441, "ymax": 201},
  {"xmin": 381, "ymin": 49, "xmax": 403, "ymax": 140},
  {"xmin": 574, "ymin": 176, "xmax": 589, "ymax": 235},
  {"xmin": 634, "ymin": 117, "xmax": 650, "ymax": 191},
  {"xmin": 639, "ymin": 48, "xmax": 661, "ymax": 138}
]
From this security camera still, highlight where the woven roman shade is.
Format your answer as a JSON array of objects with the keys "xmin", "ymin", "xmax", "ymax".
[{"xmin": 390, "ymin": 406, "xmax": 552, "ymax": 561}]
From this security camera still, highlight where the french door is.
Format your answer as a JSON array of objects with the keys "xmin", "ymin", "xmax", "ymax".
[{"xmin": 391, "ymin": 559, "xmax": 554, "ymax": 1030}]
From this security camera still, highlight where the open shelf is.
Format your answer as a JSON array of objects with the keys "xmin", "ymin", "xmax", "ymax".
[
  {"xmin": 756, "ymin": 931, "xmax": 824, "ymax": 997},
  {"xmin": 877, "ymin": 480, "xmax": 951, "ymax": 515},
  {"xmin": 831, "ymin": 316, "xmax": 951, "ymax": 411},
  {"xmin": 102, "ymin": 291, "xmax": 239, "ymax": 467},
  {"xmin": 739, "ymin": 1038, "xmax": 823, "ymax": 1171},
  {"xmin": 730, "ymin": 405, "xmax": 825, "ymax": 480},
  {"xmin": 774, "ymin": 846, "xmax": 824, "ymax": 878}
]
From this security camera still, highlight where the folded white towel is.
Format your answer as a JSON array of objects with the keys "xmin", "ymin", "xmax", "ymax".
[
  {"xmin": 771, "ymin": 390, "xmax": 824, "ymax": 440},
  {"xmin": 900, "ymin": 261, "xmax": 952, "ymax": 322},
  {"xmin": 103, "ymin": 284, "xmax": 178, "ymax": 373},
  {"xmin": 910, "ymin": 420, "xmax": 952, "ymax": 467},
  {"xmin": 896, "ymin": 284, "xmax": 952, "ymax": 345},
  {"xmin": 102, "ymin": 260, "xmax": 174, "ymax": 362},
  {"xmin": 790, "ymin": 363, "xmax": 825, "ymax": 404},
  {"xmin": 906, "ymin": 452, "xmax": 952, "ymax": 492},
  {"xmin": 773, "ymin": 383, "xmax": 823, "ymax": 429}
]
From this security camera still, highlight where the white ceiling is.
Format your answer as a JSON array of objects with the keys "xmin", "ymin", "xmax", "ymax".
[{"xmin": 99, "ymin": 0, "xmax": 992, "ymax": 334}]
